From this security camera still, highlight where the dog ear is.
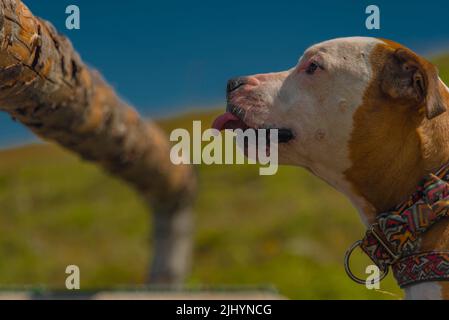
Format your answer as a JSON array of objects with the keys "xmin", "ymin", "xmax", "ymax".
[{"xmin": 381, "ymin": 48, "xmax": 447, "ymax": 119}]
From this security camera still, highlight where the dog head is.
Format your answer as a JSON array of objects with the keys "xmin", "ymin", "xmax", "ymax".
[{"xmin": 213, "ymin": 37, "xmax": 449, "ymax": 219}]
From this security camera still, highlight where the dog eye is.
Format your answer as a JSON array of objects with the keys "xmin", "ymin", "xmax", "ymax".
[{"xmin": 306, "ymin": 62, "xmax": 319, "ymax": 75}]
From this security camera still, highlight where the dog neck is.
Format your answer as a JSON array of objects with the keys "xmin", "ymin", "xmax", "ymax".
[{"xmin": 343, "ymin": 80, "xmax": 449, "ymax": 299}]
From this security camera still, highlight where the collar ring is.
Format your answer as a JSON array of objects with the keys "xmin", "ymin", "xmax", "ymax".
[{"xmin": 344, "ymin": 240, "xmax": 389, "ymax": 285}]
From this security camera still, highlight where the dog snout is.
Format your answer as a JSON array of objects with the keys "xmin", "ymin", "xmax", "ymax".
[
  {"xmin": 227, "ymin": 77, "xmax": 248, "ymax": 94},
  {"xmin": 227, "ymin": 76, "xmax": 261, "ymax": 99},
  {"xmin": 226, "ymin": 104, "xmax": 246, "ymax": 119}
]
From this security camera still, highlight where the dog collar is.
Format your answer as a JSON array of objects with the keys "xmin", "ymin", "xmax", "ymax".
[{"xmin": 345, "ymin": 163, "xmax": 449, "ymax": 288}]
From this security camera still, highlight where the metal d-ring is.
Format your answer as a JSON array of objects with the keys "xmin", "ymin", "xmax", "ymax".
[{"xmin": 344, "ymin": 240, "xmax": 389, "ymax": 285}]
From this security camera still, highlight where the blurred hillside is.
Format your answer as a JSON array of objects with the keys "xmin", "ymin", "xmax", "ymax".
[
  {"xmin": 0, "ymin": 55, "xmax": 448, "ymax": 299},
  {"xmin": 0, "ymin": 111, "xmax": 399, "ymax": 300}
]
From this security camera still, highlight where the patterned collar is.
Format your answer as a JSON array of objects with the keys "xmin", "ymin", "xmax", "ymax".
[{"xmin": 345, "ymin": 163, "xmax": 449, "ymax": 288}]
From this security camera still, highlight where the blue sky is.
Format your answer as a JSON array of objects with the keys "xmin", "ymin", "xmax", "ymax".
[{"xmin": 1, "ymin": 0, "xmax": 449, "ymax": 146}]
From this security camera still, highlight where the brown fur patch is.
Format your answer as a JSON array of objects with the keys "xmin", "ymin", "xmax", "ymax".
[
  {"xmin": 345, "ymin": 42, "xmax": 427, "ymax": 216},
  {"xmin": 346, "ymin": 41, "xmax": 449, "ymax": 213},
  {"xmin": 345, "ymin": 40, "xmax": 449, "ymax": 295}
]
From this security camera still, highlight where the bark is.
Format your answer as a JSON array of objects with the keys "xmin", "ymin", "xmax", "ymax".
[{"xmin": 0, "ymin": 0, "xmax": 197, "ymax": 284}]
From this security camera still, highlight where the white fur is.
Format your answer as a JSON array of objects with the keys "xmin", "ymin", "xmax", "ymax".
[
  {"xmin": 231, "ymin": 37, "xmax": 382, "ymax": 223},
  {"xmin": 405, "ymin": 282, "xmax": 442, "ymax": 300}
]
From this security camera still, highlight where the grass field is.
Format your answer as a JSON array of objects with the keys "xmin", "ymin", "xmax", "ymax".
[{"xmin": 0, "ymin": 55, "xmax": 448, "ymax": 299}]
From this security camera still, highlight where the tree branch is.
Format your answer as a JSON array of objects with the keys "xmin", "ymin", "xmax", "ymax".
[{"xmin": 0, "ymin": 0, "xmax": 196, "ymax": 284}]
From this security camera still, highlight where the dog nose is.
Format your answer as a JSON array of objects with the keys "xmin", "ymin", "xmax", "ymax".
[{"xmin": 227, "ymin": 77, "xmax": 247, "ymax": 94}]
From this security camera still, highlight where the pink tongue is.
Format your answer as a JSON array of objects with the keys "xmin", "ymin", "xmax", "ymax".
[{"xmin": 212, "ymin": 112, "xmax": 241, "ymax": 131}]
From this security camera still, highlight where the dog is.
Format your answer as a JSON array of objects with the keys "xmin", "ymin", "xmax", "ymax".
[{"xmin": 213, "ymin": 37, "xmax": 449, "ymax": 299}]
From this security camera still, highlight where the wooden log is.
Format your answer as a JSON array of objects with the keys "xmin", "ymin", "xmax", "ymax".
[{"xmin": 0, "ymin": 0, "xmax": 197, "ymax": 284}]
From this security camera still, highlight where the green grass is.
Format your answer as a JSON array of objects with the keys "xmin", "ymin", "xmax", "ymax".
[
  {"xmin": 2, "ymin": 53, "xmax": 449, "ymax": 299},
  {"xmin": 0, "ymin": 111, "xmax": 401, "ymax": 300}
]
